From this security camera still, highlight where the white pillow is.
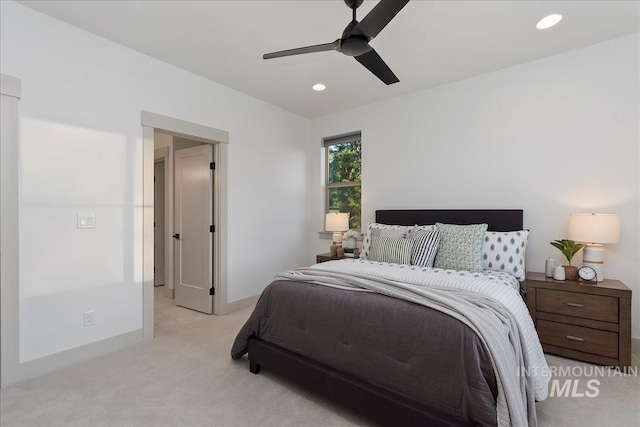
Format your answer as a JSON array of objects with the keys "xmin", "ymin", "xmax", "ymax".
[
  {"xmin": 361, "ymin": 223, "xmax": 411, "ymax": 260},
  {"xmin": 482, "ymin": 230, "xmax": 529, "ymax": 281}
]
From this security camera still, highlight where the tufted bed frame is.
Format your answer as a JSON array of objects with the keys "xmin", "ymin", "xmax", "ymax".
[{"xmin": 245, "ymin": 209, "xmax": 524, "ymax": 426}]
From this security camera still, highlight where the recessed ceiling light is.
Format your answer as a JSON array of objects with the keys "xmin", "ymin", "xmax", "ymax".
[
  {"xmin": 536, "ymin": 14, "xmax": 563, "ymax": 30},
  {"xmin": 312, "ymin": 83, "xmax": 326, "ymax": 91}
]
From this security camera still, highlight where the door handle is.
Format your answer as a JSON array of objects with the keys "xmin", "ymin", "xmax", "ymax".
[{"xmin": 173, "ymin": 233, "xmax": 180, "ymax": 240}]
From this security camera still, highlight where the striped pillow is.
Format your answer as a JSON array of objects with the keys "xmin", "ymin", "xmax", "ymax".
[
  {"xmin": 406, "ymin": 224, "xmax": 435, "ymax": 239},
  {"xmin": 361, "ymin": 223, "xmax": 411, "ymax": 260},
  {"xmin": 369, "ymin": 236, "xmax": 414, "ymax": 264},
  {"xmin": 411, "ymin": 228, "xmax": 441, "ymax": 267}
]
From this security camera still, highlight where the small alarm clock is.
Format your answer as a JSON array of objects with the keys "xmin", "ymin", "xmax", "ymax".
[{"xmin": 577, "ymin": 266, "xmax": 597, "ymax": 283}]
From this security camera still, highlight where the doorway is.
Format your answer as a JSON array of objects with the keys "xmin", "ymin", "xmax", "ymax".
[{"xmin": 141, "ymin": 111, "xmax": 229, "ymax": 342}]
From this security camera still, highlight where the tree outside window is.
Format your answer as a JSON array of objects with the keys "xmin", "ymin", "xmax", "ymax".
[{"xmin": 325, "ymin": 133, "xmax": 361, "ymax": 230}]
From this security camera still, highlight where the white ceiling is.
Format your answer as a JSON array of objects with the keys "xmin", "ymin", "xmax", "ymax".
[{"xmin": 19, "ymin": 1, "xmax": 640, "ymax": 118}]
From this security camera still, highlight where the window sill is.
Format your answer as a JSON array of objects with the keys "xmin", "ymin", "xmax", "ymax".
[{"xmin": 317, "ymin": 231, "xmax": 362, "ymax": 240}]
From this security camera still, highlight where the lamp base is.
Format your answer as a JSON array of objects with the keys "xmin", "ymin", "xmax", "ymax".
[
  {"xmin": 329, "ymin": 243, "xmax": 338, "ymax": 257},
  {"xmin": 583, "ymin": 244, "xmax": 604, "ymax": 282}
]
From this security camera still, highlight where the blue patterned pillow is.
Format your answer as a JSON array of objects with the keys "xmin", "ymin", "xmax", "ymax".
[
  {"xmin": 482, "ymin": 230, "xmax": 529, "ymax": 281},
  {"xmin": 433, "ymin": 223, "xmax": 488, "ymax": 272},
  {"xmin": 369, "ymin": 236, "xmax": 414, "ymax": 264}
]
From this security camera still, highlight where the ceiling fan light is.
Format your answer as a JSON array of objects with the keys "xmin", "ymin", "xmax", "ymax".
[
  {"xmin": 312, "ymin": 83, "xmax": 326, "ymax": 91},
  {"xmin": 536, "ymin": 14, "xmax": 563, "ymax": 30}
]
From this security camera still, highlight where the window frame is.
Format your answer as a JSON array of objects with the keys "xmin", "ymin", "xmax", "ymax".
[{"xmin": 323, "ymin": 131, "xmax": 362, "ymax": 231}]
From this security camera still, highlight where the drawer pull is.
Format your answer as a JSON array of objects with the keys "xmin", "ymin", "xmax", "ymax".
[
  {"xmin": 566, "ymin": 335, "xmax": 584, "ymax": 342},
  {"xmin": 565, "ymin": 302, "xmax": 585, "ymax": 308}
]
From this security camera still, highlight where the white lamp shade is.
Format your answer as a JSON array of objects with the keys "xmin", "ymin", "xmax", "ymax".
[
  {"xmin": 325, "ymin": 212, "xmax": 349, "ymax": 232},
  {"xmin": 568, "ymin": 213, "xmax": 620, "ymax": 244}
]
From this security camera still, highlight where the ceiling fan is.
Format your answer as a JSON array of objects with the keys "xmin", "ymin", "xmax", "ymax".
[{"xmin": 263, "ymin": 0, "xmax": 409, "ymax": 85}]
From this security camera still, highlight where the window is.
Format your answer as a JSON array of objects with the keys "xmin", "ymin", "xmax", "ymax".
[{"xmin": 324, "ymin": 132, "xmax": 361, "ymax": 230}]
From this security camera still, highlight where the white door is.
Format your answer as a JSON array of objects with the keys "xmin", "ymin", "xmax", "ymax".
[
  {"xmin": 174, "ymin": 145, "xmax": 213, "ymax": 314},
  {"xmin": 154, "ymin": 160, "xmax": 165, "ymax": 286}
]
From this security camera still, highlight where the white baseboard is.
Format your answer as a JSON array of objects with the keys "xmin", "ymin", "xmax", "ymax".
[
  {"xmin": 165, "ymin": 286, "xmax": 174, "ymax": 299},
  {"xmin": 1, "ymin": 329, "xmax": 142, "ymax": 387},
  {"xmin": 224, "ymin": 294, "xmax": 259, "ymax": 314}
]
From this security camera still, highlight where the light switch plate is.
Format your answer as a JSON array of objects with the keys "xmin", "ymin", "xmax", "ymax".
[{"xmin": 77, "ymin": 214, "xmax": 95, "ymax": 229}]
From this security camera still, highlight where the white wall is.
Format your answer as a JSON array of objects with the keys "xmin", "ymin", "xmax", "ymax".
[
  {"xmin": 0, "ymin": 1, "xmax": 310, "ymax": 364},
  {"xmin": 309, "ymin": 34, "xmax": 640, "ymax": 339}
]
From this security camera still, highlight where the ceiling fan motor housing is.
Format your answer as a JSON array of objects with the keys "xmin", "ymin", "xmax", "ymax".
[
  {"xmin": 344, "ymin": 0, "xmax": 364, "ymax": 9},
  {"xmin": 340, "ymin": 37, "xmax": 372, "ymax": 57}
]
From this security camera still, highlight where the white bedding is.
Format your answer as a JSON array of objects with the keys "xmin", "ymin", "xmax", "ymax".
[{"xmin": 307, "ymin": 259, "xmax": 551, "ymax": 401}]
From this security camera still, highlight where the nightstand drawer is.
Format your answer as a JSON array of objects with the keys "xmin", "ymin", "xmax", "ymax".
[
  {"xmin": 537, "ymin": 289, "xmax": 618, "ymax": 323},
  {"xmin": 537, "ymin": 320, "xmax": 618, "ymax": 359}
]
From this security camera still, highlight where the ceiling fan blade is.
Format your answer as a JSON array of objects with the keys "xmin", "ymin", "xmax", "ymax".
[
  {"xmin": 352, "ymin": 0, "xmax": 409, "ymax": 39},
  {"xmin": 263, "ymin": 40, "xmax": 340, "ymax": 59},
  {"xmin": 354, "ymin": 48, "xmax": 399, "ymax": 85}
]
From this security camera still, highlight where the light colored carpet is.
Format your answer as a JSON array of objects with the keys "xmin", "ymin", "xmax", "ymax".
[
  {"xmin": 153, "ymin": 286, "xmax": 209, "ymax": 338},
  {"xmin": 1, "ymin": 302, "xmax": 639, "ymax": 427}
]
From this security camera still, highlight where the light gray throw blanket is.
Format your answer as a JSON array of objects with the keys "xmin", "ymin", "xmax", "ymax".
[{"xmin": 276, "ymin": 267, "xmax": 537, "ymax": 427}]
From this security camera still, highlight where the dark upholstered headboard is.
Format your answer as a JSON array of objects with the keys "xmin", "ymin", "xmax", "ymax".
[{"xmin": 375, "ymin": 209, "xmax": 523, "ymax": 232}]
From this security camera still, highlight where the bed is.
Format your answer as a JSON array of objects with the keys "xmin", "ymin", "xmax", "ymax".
[{"xmin": 231, "ymin": 209, "xmax": 549, "ymax": 427}]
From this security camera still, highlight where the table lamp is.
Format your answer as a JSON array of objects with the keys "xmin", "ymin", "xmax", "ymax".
[
  {"xmin": 568, "ymin": 213, "xmax": 620, "ymax": 281},
  {"xmin": 325, "ymin": 212, "xmax": 349, "ymax": 255}
]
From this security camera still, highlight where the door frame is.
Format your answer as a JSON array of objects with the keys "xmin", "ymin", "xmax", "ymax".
[
  {"xmin": 153, "ymin": 151, "xmax": 168, "ymax": 290},
  {"xmin": 154, "ymin": 146, "xmax": 172, "ymax": 297},
  {"xmin": 141, "ymin": 111, "xmax": 229, "ymax": 341}
]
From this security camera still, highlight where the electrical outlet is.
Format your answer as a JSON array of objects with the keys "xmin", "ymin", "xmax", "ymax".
[{"xmin": 83, "ymin": 310, "xmax": 96, "ymax": 327}]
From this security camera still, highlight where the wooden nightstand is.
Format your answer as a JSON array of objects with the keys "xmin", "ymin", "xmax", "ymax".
[
  {"xmin": 316, "ymin": 253, "xmax": 358, "ymax": 263},
  {"xmin": 526, "ymin": 272, "xmax": 632, "ymax": 370}
]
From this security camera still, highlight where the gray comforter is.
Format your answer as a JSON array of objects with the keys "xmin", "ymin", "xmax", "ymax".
[{"xmin": 232, "ymin": 279, "xmax": 500, "ymax": 426}]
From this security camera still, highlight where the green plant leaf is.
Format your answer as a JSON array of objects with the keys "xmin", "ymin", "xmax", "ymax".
[
  {"xmin": 550, "ymin": 239, "xmax": 584, "ymax": 265},
  {"xmin": 550, "ymin": 241, "xmax": 564, "ymax": 251}
]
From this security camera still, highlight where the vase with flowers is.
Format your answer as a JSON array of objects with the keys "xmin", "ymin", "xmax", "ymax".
[
  {"xmin": 550, "ymin": 239, "xmax": 584, "ymax": 281},
  {"xmin": 343, "ymin": 229, "xmax": 360, "ymax": 250}
]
